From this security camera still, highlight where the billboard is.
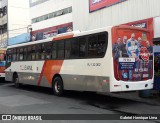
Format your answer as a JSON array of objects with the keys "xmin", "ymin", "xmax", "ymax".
[
  {"xmin": 31, "ymin": 22, "xmax": 73, "ymax": 41},
  {"xmin": 112, "ymin": 26, "xmax": 153, "ymax": 81},
  {"xmin": 89, "ymin": 0, "xmax": 127, "ymax": 12}
]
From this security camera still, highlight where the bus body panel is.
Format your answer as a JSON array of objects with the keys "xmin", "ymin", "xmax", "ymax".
[
  {"xmin": 61, "ymin": 74, "xmax": 109, "ymax": 92},
  {"xmin": 5, "ymin": 58, "xmax": 111, "ymax": 92}
]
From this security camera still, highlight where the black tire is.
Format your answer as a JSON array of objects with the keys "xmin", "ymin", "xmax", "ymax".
[
  {"xmin": 13, "ymin": 74, "xmax": 20, "ymax": 88},
  {"xmin": 52, "ymin": 77, "xmax": 64, "ymax": 96}
]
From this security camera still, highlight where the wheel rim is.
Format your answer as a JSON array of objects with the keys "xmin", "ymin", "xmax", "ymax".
[{"xmin": 55, "ymin": 81, "xmax": 61, "ymax": 93}]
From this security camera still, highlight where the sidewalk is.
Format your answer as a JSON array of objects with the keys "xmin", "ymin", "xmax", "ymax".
[{"xmin": 104, "ymin": 90, "xmax": 160, "ymax": 106}]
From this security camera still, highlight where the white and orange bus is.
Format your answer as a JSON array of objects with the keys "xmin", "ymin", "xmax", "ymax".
[{"xmin": 5, "ymin": 25, "xmax": 154, "ymax": 96}]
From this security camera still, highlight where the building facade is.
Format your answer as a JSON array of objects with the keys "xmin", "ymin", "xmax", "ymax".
[
  {"xmin": 1, "ymin": 0, "xmax": 160, "ymax": 47},
  {"xmin": 72, "ymin": 0, "xmax": 160, "ymax": 39},
  {"xmin": 0, "ymin": 0, "xmax": 8, "ymax": 48},
  {"xmin": 0, "ymin": 0, "xmax": 30, "ymax": 47},
  {"xmin": 30, "ymin": 0, "xmax": 73, "ymax": 41}
]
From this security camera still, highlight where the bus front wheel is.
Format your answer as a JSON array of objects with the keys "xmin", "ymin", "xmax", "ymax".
[
  {"xmin": 13, "ymin": 74, "xmax": 20, "ymax": 88},
  {"xmin": 52, "ymin": 77, "xmax": 64, "ymax": 96}
]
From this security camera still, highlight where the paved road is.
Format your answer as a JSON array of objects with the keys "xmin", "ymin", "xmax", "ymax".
[{"xmin": 0, "ymin": 81, "xmax": 159, "ymax": 123}]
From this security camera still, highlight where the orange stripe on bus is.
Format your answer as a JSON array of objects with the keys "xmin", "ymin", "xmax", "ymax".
[
  {"xmin": 38, "ymin": 61, "xmax": 47, "ymax": 86},
  {"xmin": 53, "ymin": 34, "xmax": 74, "ymax": 41},
  {"xmin": 38, "ymin": 60, "xmax": 64, "ymax": 86}
]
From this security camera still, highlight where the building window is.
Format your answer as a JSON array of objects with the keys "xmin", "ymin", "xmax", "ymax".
[
  {"xmin": 32, "ymin": 18, "xmax": 37, "ymax": 23},
  {"xmin": 49, "ymin": 12, "xmax": 55, "ymax": 19},
  {"xmin": 30, "ymin": 0, "xmax": 50, "ymax": 7},
  {"xmin": 32, "ymin": 7, "xmax": 72, "ymax": 24},
  {"xmin": 56, "ymin": 10, "xmax": 64, "ymax": 16},
  {"xmin": 39, "ymin": 16, "xmax": 44, "ymax": 21},
  {"xmin": 63, "ymin": 8, "xmax": 69, "ymax": 14},
  {"xmin": 69, "ymin": 7, "xmax": 72, "ymax": 13},
  {"xmin": 35, "ymin": 18, "xmax": 40, "ymax": 23},
  {"xmin": 44, "ymin": 15, "xmax": 49, "ymax": 20}
]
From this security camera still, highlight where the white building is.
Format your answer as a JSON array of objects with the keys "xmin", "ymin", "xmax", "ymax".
[
  {"xmin": 0, "ymin": 0, "xmax": 30, "ymax": 47},
  {"xmin": 2, "ymin": 0, "xmax": 160, "ymax": 46},
  {"xmin": 72, "ymin": 0, "xmax": 160, "ymax": 40},
  {"xmin": 0, "ymin": 0, "xmax": 8, "ymax": 48},
  {"xmin": 30, "ymin": 0, "xmax": 73, "ymax": 40}
]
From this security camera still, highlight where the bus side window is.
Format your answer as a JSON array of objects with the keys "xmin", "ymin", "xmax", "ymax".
[
  {"xmin": 35, "ymin": 44, "xmax": 41, "ymax": 60},
  {"xmin": 8, "ymin": 55, "xmax": 11, "ymax": 62},
  {"xmin": 71, "ymin": 38, "xmax": 79, "ymax": 58},
  {"xmin": 88, "ymin": 35, "xmax": 98, "ymax": 57},
  {"xmin": 19, "ymin": 48, "xmax": 24, "ymax": 61},
  {"xmin": 57, "ymin": 41, "xmax": 64, "ymax": 59},
  {"xmin": 23, "ymin": 47, "xmax": 27, "ymax": 60},
  {"xmin": 16, "ymin": 48, "xmax": 20, "ymax": 61},
  {"xmin": 52, "ymin": 42, "xmax": 57, "ymax": 59},
  {"xmin": 31, "ymin": 45, "xmax": 36, "ymax": 60},
  {"xmin": 46, "ymin": 42, "xmax": 52, "ymax": 59},
  {"xmin": 79, "ymin": 37, "xmax": 87, "ymax": 58},
  {"xmin": 27, "ymin": 46, "xmax": 32, "ymax": 60},
  {"xmin": 97, "ymin": 33, "xmax": 107, "ymax": 57},
  {"xmin": 7, "ymin": 49, "xmax": 12, "ymax": 62},
  {"xmin": 65, "ymin": 39, "xmax": 71, "ymax": 59},
  {"xmin": 12, "ymin": 48, "xmax": 17, "ymax": 61},
  {"xmin": 41, "ymin": 43, "xmax": 46, "ymax": 60}
]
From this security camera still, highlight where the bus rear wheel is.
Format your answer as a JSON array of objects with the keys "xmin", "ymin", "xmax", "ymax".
[
  {"xmin": 52, "ymin": 77, "xmax": 64, "ymax": 96},
  {"xmin": 13, "ymin": 74, "xmax": 20, "ymax": 88}
]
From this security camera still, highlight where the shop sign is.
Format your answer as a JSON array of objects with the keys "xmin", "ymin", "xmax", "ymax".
[{"xmin": 89, "ymin": 0, "xmax": 127, "ymax": 12}]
